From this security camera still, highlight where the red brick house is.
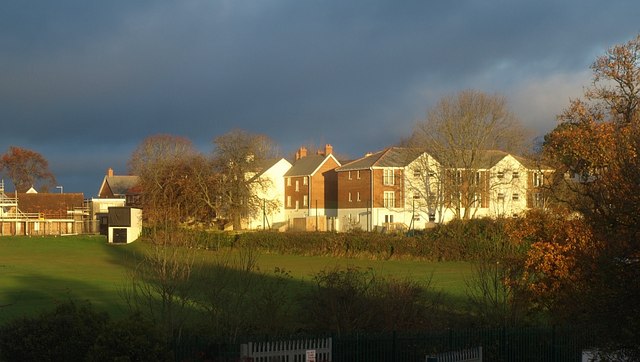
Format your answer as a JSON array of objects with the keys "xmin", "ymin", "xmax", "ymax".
[
  {"xmin": 284, "ymin": 145, "xmax": 340, "ymax": 231},
  {"xmin": 97, "ymin": 168, "xmax": 141, "ymax": 207},
  {"xmin": 336, "ymin": 147, "xmax": 426, "ymax": 231}
]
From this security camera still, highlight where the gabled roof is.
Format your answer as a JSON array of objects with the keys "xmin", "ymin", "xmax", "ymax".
[
  {"xmin": 337, "ymin": 147, "xmax": 425, "ymax": 171},
  {"xmin": 253, "ymin": 158, "xmax": 288, "ymax": 174},
  {"xmin": 432, "ymin": 149, "xmax": 512, "ymax": 169},
  {"xmin": 285, "ymin": 154, "xmax": 339, "ymax": 177},
  {"xmin": 248, "ymin": 158, "xmax": 292, "ymax": 182},
  {"xmin": 17, "ymin": 193, "xmax": 84, "ymax": 218},
  {"xmin": 442, "ymin": 150, "xmax": 550, "ymax": 171},
  {"xmin": 99, "ymin": 175, "xmax": 140, "ymax": 198},
  {"xmin": 512, "ymin": 155, "xmax": 553, "ymax": 171},
  {"xmin": 474, "ymin": 150, "xmax": 511, "ymax": 169}
]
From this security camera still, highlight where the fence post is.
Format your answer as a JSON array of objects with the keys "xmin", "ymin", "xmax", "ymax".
[
  {"xmin": 392, "ymin": 330, "xmax": 397, "ymax": 362},
  {"xmin": 551, "ymin": 325, "xmax": 557, "ymax": 362}
]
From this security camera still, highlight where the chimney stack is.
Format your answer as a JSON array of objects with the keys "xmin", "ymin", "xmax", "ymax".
[
  {"xmin": 325, "ymin": 144, "xmax": 333, "ymax": 155},
  {"xmin": 107, "ymin": 168, "xmax": 114, "ymax": 177},
  {"xmin": 296, "ymin": 146, "xmax": 308, "ymax": 160}
]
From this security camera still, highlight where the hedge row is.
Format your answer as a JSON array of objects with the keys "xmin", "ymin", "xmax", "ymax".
[{"xmin": 185, "ymin": 218, "xmax": 523, "ymax": 261}]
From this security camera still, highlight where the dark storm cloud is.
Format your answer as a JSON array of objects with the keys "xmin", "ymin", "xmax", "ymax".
[{"xmin": 1, "ymin": 0, "xmax": 639, "ymax": 195}]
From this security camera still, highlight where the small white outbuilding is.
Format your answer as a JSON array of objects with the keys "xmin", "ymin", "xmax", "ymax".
[{"xmin": 107, "ymin": 206, "xmax": 142, "ymax": 244}]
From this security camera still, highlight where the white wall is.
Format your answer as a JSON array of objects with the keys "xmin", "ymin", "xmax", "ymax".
[{"xmin": 246, "ymin": 158, "xmax": 292, "ymax": 230}]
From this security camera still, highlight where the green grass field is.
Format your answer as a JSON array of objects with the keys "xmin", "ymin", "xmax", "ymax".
[{"xmin": 0, "ymin": 235, "xmax": 473, "ymax": 323}]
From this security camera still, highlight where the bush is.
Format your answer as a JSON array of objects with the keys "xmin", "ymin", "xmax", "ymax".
[
  {"xmin": 185, "ymin": 219, "xmax": 524, "ymax": 262},
  {"xmin": 89, "ymin": 313, "xmax": 170, "ymax": 362},
  {"xmin": 0, "ymin": 301, "xmax": 109, "ymax": 361},
  {"xmin": 299, "ymin": 267, "xmax": 445, "ymax": 335},
  {"xmin": 0, "ymin": 301, "xmax": 170, "ymax": 361}
]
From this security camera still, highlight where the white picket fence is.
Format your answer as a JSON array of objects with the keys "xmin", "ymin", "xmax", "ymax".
[
  {"xmin": 240, "ymin": 337, "xmax": 332, "ymax": 361},
  {"xmin": 426, "ymin": 346, "xmax": 483, "ymax": 362}
]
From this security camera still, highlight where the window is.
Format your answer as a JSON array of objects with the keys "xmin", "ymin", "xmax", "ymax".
[
  {"xmin": 357, "ymin": 170, "xmax": 361, "ymax": 179},
  {"xmin": 357, "ymin": 192, "xmax": 361, "ymax": 202},
  {"xmin": 303, "ymin": 176, "xmax": 308, "ymax": 185},
  {"xmin": 413, "ymin": 169, "xmax": 421, "ymax": 177},
  {"xmin": 383, "ymin": 191, "xmax": 395, "ymax": 208},
  {"xmin": 534, "ymin": 192, "xmax": 544, "ymax": 208},
  {"xmin": 473, "ymin": 192, "xmax": 482, "ymax": 207},
  {"xmin": 473, "ymin": 171, "xmax": 481, "ymax": 185},
  {"xmin": 287, "ymin": 178, "xmax": 291, "ymax": 186},
  {"xmin": 512, "ymin": 171, "xmax": 519, "ymax": 179},
  {"xmin": 295, "ymin": 180, "xmax": 299, "ymax": 192},
  {"xmin": 348, "ymin": 171, "xmax": 352, "ymax": 180},
  {"xmin": 383, "ymin": 169, "xmax": 394, "ymax": 185},
  {"xmin": 497, "ymin": 171, "xmax": 504, "ymax": 179},
  {"xmin": 287, "ymin": 196, "xmax": 291, "ymax": 207},
  {"xmin": 429, "ymin": 213, "xmax": 436, "ymax": 222},
  {"xmin": 413, "ymin": 192, "xmax": 421, "ymax": 199},
  {"xmin": 348, "ymin": 192, "xmax": 352, "ymax": 202},
  {"xmin": 534, "ymin": 172, "xmax": 544, "ymax": 187},
  {"xmin": 497, "ymin": 193, "xmax": 505, "ymax": 202},
  {"xmin": 303, "ymin": 195, "xmax": 308, "ymax": 207},
  {"xmin": 456, "ymin": 170, "xmax": 463, "ymax": 185},
  {"xmin": 385, "ymin": 214, "xmax": 394, "ymax": 223},
  {"xmin": 512, "ymin": 193, "xmax": 520, "ymax": 201}
]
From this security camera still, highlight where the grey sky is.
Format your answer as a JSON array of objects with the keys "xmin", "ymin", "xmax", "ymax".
[{"xmin": 1, "ymin": 0, "xmax": 639, "ymax": 196}]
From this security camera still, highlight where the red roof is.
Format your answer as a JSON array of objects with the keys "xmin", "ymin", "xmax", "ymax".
[{"xmin": 16, "ymin": 193, "xmax": 84, "ymax": 219}]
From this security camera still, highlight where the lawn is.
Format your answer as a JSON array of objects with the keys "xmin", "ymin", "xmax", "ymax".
[{"xmin": 0, "ymin": 235, "xmax": 473, "ymax": 323}]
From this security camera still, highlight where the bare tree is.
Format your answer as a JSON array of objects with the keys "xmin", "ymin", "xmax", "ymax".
[
  {"xmin": 211, "ymin": 129, "xmax": 280, "ymax": 230},
  {"xmin": 410, "ymin": 90, "xmax": 530, "ymax": 219},
  {"xmin": 128, "ymin": 134, "xmax": 203, "ymax": 225},
  {"xmin": 123, "ymin": 228, "xmax": 198, "ymax": 342}
]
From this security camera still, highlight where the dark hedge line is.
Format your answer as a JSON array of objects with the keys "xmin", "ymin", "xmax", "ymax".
[
  {"xmin": 185, "ymin": 218, "xmax": 521, "ymax": 261},
  {"xmin": 0, "ymin": 301, "xmax": 170, "ymax": 361}
]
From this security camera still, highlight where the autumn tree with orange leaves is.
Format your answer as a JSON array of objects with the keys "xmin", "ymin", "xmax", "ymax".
[
  {"xmin": 537, "ymin": 34, "xmax": 640, "ymax": 352},
  {"xmin": 0, "ymin": 146, "xmax": 56, "ymax": 192}
]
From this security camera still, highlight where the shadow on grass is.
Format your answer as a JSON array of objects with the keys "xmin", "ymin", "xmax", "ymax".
[
  {"xmin": 96, "ymin": 238, "xmax": 479, "ymax": 339},
  {"xmin": 0, "ymin": 272, "xmax": 126, "ymax": 324},
  {"xmin": 0, "ymin": 234, "xmax": 480, "ymax": 338}
]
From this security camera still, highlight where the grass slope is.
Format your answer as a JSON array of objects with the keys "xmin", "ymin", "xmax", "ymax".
[{"xmin": 0, "ymin": 235, "xmax": 473, "ymax": 323}]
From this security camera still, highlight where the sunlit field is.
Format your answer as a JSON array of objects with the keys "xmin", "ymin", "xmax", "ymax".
[{"xmin": 0, "ymin": 235, "xmax": 473, "ymax": 323}]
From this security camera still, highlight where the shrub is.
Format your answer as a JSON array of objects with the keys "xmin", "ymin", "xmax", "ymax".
[
  {"xmin": 0, "ymin": 301, "xmax": 170, "ymax": 361},
  {"xmin": 0, "ymin": 301, "xmax": 108, "ymax": 361},
  {"xmin": 89, "ymin": 313, "xmax": 170, "ymax": 362},
  {"xmin": 299, "ymin": 267, "xmax": 445, "ymax": 335},
  {"xmin": 187, "ymin": 218, "xmax": 526, "ymax": 262}
]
